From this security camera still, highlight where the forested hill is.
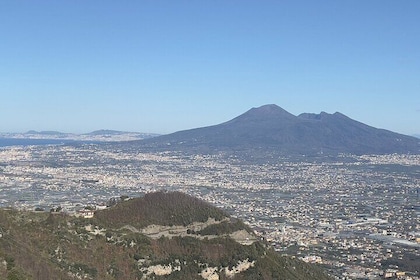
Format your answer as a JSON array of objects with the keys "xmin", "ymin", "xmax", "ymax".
[{"xmin": 0, "ymin": 192, "xmax": 332, "ymax": 280}]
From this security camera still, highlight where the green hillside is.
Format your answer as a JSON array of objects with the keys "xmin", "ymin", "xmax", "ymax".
[{"xmin": 0, "ymin": 192, "xmax": 332, "ymax": 280}]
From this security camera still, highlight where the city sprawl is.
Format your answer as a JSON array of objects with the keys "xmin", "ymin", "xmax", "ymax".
[{"xmin": 0, "ymin": 144, "xmax": 419, "ymax": 279}]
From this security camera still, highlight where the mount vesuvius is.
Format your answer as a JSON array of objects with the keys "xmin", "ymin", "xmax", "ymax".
[{"xmin": 135, "ymin": 104, "xmax": 419, "ymax": 156}]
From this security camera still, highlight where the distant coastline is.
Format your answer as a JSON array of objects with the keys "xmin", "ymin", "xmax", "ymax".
[
  {"xmin": 0, "ymin": 138, "xmax": 84, "ymax": 147},
  {"xmin": 0, "ymin": 131, "xmax": 156, "ymax": 146}
]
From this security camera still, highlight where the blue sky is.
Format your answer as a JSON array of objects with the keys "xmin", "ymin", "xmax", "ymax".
[{"xmin": 1, "ymin": 1, "xmax": 419, "ymax": 135}]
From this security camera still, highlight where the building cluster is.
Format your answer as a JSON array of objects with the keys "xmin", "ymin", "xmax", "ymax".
[{"xmin": 0, "ymin": 144, "xmax": 419, "ymax": 279}]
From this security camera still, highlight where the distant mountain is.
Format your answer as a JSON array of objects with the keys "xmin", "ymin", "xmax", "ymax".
[
  {"xmin": 0, "ymin": 192, "xmax": 331, "ymax": 280},
  {"xmin": 136, "ymin": 104, "xmax": 419, "ymax": 155},
  {"xmin": 25, "ymin": 130, "xmax": 67, "ymax": 136},
  {"xmin": 86, "ymin": 129, "xmax": 128, "ymax": 135},
  {"xmin": 86, "ymin": 129, "xmax": 159, "ymax": 139}
]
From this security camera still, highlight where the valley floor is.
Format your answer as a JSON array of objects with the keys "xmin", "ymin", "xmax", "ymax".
[{"xmin": 0, "ymin": 144, "xmax": 419, "ymax": 279}]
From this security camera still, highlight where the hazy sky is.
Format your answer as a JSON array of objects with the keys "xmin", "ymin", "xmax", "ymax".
[{"xmin": 1, "ymin": 1, "xmax": 419, "ymax": 135}]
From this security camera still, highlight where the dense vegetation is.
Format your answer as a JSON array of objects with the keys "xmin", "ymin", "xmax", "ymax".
[
  {"xmin": 0, "ymin": 192, "xmax": 331, "ymax": 280},
  {"xmin": 95, "ymin": 191, "xmax": 228, "ymax": 228},
  {"xmin": 197, "ymin": 219, "xmax": 248, "ymax": 236}
]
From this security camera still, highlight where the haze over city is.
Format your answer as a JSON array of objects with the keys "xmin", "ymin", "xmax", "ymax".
[{"xmin": 1, "ymin": 1, "xmax": 419, "ymax": 135}]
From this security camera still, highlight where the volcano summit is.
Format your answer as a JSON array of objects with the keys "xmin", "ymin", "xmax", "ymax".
[{"xmin": 136, "ymin": 104, "xmax": 419, "ymax": 156}]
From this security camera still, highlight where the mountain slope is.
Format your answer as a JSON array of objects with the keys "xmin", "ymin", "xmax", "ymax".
[
  {"xmin": 136, "ymin": 104, "xmax": 419, "ymax": 155},
  {"xmin": 0, "ymin": 192, "xmax": 331, "ymax": 280}
]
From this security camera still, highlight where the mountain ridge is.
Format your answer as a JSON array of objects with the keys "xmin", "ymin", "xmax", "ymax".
[{"xmin": 135, "ymin": 104, "xmax": 419, "ymax": 156}]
